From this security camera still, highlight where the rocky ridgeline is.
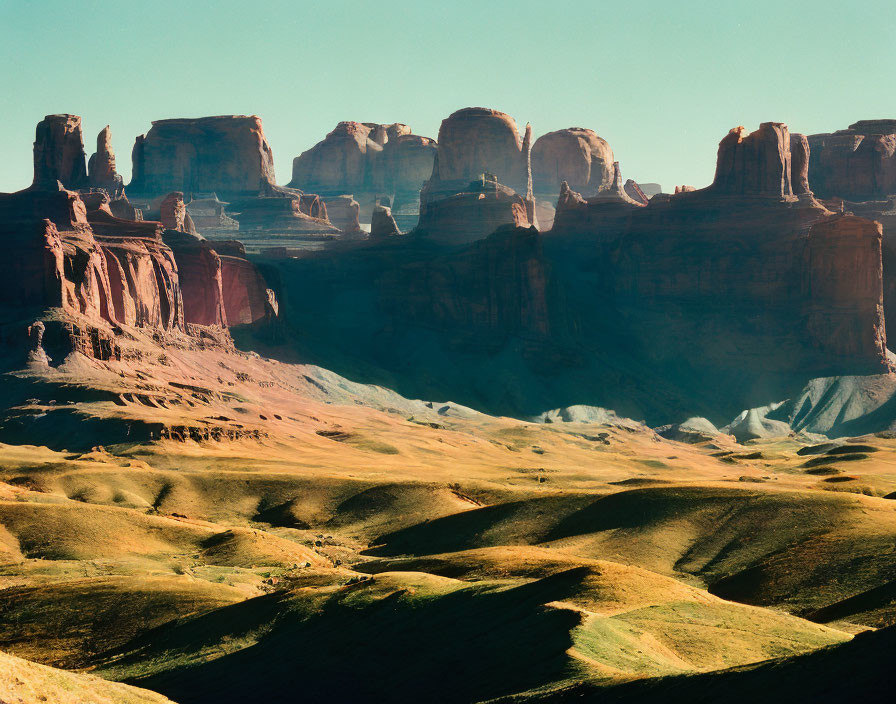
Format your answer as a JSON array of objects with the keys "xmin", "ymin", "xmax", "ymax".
[
  {"xmin": 2, "ymin": 107, "xmax": 895, "ymax": 425},
  {"xmin": 267, "ymin": 117, "xmax": 892, "ymax": 422}
]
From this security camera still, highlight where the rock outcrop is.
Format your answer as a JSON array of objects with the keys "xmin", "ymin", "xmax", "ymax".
[
  {"xmin": 530, "ymin": 127, "xmax": 615, "ymax": 231},
  {"xmin": 808, "ymin": 120, "xmax": 896, "ymax": 201},
  {"xmin": 418, "ymin": 108, "xmax": 535, "ymax": 241},
  {"xmin": 417, "ymin": 174, "xmax": 532, "ymax": 245},
  {"xmin": 268, "ymin": 120, "xmax": 889, "ymax": 422},
  {"xmin": 710, "ymin": 123, "xmax": 796, "ymax": 197},
  {"xmin": 32, "ymin": 114, "xmax": 88, "ymax": 190},
  {"xmin": 129, "ymin": 115, "xmax": 277, "ymax": 201},
  {"xmin": 87, "ymin": 125, "xmax": 123, "ymax": 195},
  {"xmin": 289, "ymin": 121, "xmax": 382, "ymax": 196},
  {"xmin": 162, "ymin": 229, "xmax": 227, "ymax": 327},
  {"xmin": 370, "ymin": 204, "xmax": 401, "ymax": 239},
  {"xmin": 288, "ymin": 122, "xmax": 436, "ymax": 229},
  {"xmin": 531, "ymin": 127, "xmax": 614, "ymax": 198},
  {"xmin": 2, "ymin": 114, "xmax": 281, "ymax": 349},
  {"xmin": 807, "ymin": 119, "xmax": 896, "ymax": 340},
  {"xmin": 217, "ymin": 249, "xmax": 277, "ymax": 325},
  {"xmin": 431, "ymin": 108, "xmax": 532, "ymax": 196},
  {"xmin": 623, "ymin": 180, "xmax": 649, "ymax": 205},
  {"xmin": 322, "ymin": 195, "xmax": 362, "ymax": 236},
  {"xmin": 185, "ymin": 194, "xmax": 239, "ymax": 235}
]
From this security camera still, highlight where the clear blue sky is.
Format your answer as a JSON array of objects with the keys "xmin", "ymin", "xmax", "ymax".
[{"xmin": 1, "ymin": 0, "xmax": 894, "ymax": 193}]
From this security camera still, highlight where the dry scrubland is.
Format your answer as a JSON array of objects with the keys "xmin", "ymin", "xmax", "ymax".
[{"xmin": 0, "ymin": 325, "xmax": 895, "ymax": 702}]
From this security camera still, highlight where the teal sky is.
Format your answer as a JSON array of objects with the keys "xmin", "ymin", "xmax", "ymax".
[{"xmin": 1, "ymin": 0, "xmax": 894, "ymax": 193}]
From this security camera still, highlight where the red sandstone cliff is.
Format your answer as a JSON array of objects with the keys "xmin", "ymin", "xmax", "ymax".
[{"xmin": 129, "ymin": 115, "xmax": 277, "ymax": 201}]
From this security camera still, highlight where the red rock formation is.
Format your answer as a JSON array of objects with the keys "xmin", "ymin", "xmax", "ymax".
[
  {"xmin": 623, "ymin": 180, "xmax": 649, "ymax": 205},
  {"xmin": 289, "ymin": 121, "xmax": 384, "ymax": 195},
  {"xmin": 218, "ymin": 253, "xmax": 275, "ymax": 325},
  {"xmin": 364, "ymin": 122, "xmax": 412, "ymax": 146},
  {"xmin": 0, "ymin": 186, "xmax": 183, "ymax": 332},
  {"xmin": 378, "ymin": 225, "xmax": 550, "ymax": 344},
  {"xmin": 162, "ymin": 230, "xmax": 227, "ymax": 327},
  {"xmin": 129, "ymin": 115, "xmax": 277, "ymax": 200},
  {"xmin": 417, "ymin": 108, "xmax": 535, "ymax": 240},
  {"xmin": 603, "ymin": 122, "xmax": 888, "ymax": 377},
  {"xmin": 432, "ymin": 108, "xmax": 531, "ymax": 197},
  {"xmin": 323, "ymin": 195, "xmax": 362, "ymax": 235},
  {"xmin": 805, "ymin": 215, "xmax": 886, "ymax": 362},
  {"xmin": 531, "ymin": 128, "xmax": 615, "ymax": 200},
  {"xmin": 226, "ymin": 194, "xmax": 338, "ymax": 235},
  {"xmin": 808, "ymin": 120, "xmax": 896, "ymax": 201},
  {"xmin": 87, "ymin": 126, "xmax": 123, "ymax": 195},
  {"xmin": 32, "ymin": 114, "xmax": 88, "ymax": 190},
  {"xmin": 417, "ymin": 174, "xmax": 531, "ymax": 245},
  {"xmin": 790, "ymin": 133, "xmax": 812, "ymax": 196},
  {"xmin": 370, "ymin": 204, "xmax": 401, "ymax": 239},
  {"xmin": 382, "ymin": 134, "xmax": 438, "ymax": 195},
  {"xmin": 711, "ymin": 123, "xmax": 794, "ymax": 197},
  {"xmin": 159, "ymin": 192, "xmax": 188, "ymax": 232}
]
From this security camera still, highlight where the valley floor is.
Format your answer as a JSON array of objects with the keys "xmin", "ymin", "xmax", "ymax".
[{"xmin": 1, "ymin": 319, "xmax": 895, "ymax": 702}]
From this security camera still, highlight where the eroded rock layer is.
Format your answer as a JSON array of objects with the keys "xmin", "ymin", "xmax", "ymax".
[
  {"xmin": 262, "ymin": 121, "xmax": 889, "ymax": 422},
  {"xmin": 129, "ymin": 115, "xmax": 277, "ymax": 201}
]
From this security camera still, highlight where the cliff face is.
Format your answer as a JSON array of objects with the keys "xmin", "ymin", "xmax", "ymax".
[
  {"xmin": 431, "ymin": 108, "xmax": 531, "ymax": 196},
  {"xmin": 1, "ymin": 114, "xmax": 281, "ymax": 364},
  {"xmin": 289, "ymin": 121, "xmax": 382, "ymax": 195},
  {"xmin": 129, "ymin": 115, "xmax": 277, "ymax": 200},
  {"xmin": 288, "ymin": 122, "xmax": 436, "ymax": 228},
  {"xmin": 531, "ymin": 127, "xmax": 614, "ymax": 199},
  {"xmin": 417, "ymin": 175, "xmax": 531, "ymax": 245},
  {"xmin": 808, "ymin": 120, "xmax": 896, "ymax": 202},
  {"xmin": 0, "ymin": 187, "xmax": 183, "ymax": 334},
  {"xmin": 807, "ymin": 120, "xmax": 896, "ymax": 345},
  {"xmin": 263, "ymin": 121, "xmax": 889, "ymax": 422},
  {"xmin": 416, "ymin": 108, "xmax": 535, "ymax": 242},
  {"xmin": 32, "ymin": 114, "xmax": 88, "ymax": 190}
]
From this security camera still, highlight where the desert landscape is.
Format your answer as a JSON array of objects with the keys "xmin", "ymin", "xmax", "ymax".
[{"xmin": 1, "ymin": 3, "xmax": 895, "ymax": 702}]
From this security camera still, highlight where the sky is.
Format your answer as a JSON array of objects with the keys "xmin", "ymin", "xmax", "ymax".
[{"xmin": 1, "ymin": 0, "xmax": 894, "ymax": 193}]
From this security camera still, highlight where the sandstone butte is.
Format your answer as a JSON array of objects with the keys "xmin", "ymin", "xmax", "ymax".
[
  {"xmin": 0, "ymin": 114, "xmax": 278, "ymax": 355},
  {"xmin": 127, "ymin": 115, "xmax": 340, "ymax": 247},
  {"xmin": 266, "ymin": 117, "xmax": 891, "ymax": 422},
  {"xmin": 415, "ymin": 107, "xmax": 537, "ymax": 243},
  {"xmin": 288, "ymin": 120, "xmax": 436, "ymax": 230},
  {"xmin": 1, "ymin": 108, "xmax": 892, "ymax": 424}
]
